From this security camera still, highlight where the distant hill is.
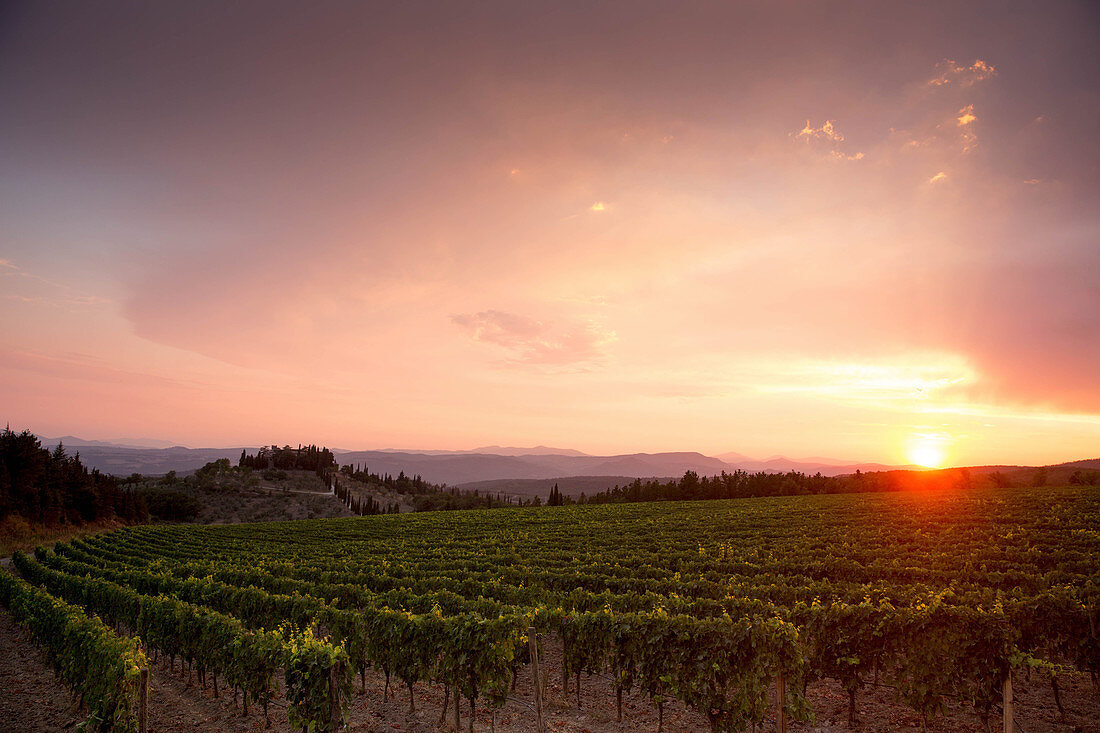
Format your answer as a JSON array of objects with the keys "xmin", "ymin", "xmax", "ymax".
[
  {"xmin": 32, "ymin": 434, "xmax": 918, "ymax": 480},
  {"xmin": 469, "ymin": 445, "xmax": 589, "ymax": 457},
  {"xmin": 38, "ymin": 435, "xmax": 185, "ymax": 450},
  {"xmin": 347, "ymin": 445, "xmax": 588, "ymax": 457},
  {"xmin": 974, "ymin": 458, "xmax": 1100, "ymax": 487},
  {"xmin": 714, "ymin": 450, "xmax": 754, "ymax": 463},
  {"xmin": 332, "ymin": 450, "xmax": 733, "ymax": 485},
  {"xmin": 38, "ymin": 444, "xmax": 253, "ymax": 476},
  {"xmin": 1055, "ymin": 458, "xmax": 1100, "ymax": 469}
]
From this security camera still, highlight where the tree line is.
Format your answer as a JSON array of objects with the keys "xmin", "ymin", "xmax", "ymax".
[
  {"xmin": 238, "ymin": 444, "xmax": 336, "ymax": 474},
  {"xmin": 556, "ymin": 466, "xmax": 1008, "ymax": 506},
  {"xmin": 0, "ymin": 428, "xmax": 148, "ymax": 525}
]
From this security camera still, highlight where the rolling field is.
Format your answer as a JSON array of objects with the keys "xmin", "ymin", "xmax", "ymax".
[{"xmin": 3, "ymin": 485, "xmax": 1099, "ymax": 732}]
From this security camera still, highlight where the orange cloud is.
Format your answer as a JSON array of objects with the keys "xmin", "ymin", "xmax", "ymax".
[
  {"xmin": 927, "ymin": 59, "xmax": 997, "ymax": 87},
  {"xmin": 796, "ymin": 119, "xmax": 844, "ymax": 143},
  {"xmin": 929, "ymin": 171, "xmax": 948, "ymax": 183},
  {"xmin": 795, "ymin": 120, "xmax": 863, "ymax": 161},
  {"xmin": 895, "ymin": 98, "xmax": 983, "ymax": 154}
]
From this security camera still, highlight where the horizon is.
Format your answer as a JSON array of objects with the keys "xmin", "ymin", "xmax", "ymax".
[
  {"xmin": 3, "ymin": 2, "xmax": 1098, "ymax": 470},
  {"xmin": 23, "ymin": 429, "xmax": 1098, "ymax": 472}
]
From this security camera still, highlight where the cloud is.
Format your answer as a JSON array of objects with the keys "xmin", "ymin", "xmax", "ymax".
[
  {"xmin": 796, "ymin": 119, "xmax": 845, "ymax": 143},
  {"xmin": 926, "ymin": 59, "xmax": 997, "ymax": 87},
  {"xmin": 589, "ymin": 201, "xmax": 607, "ymax": 212},
  {"xmin": 794, "ymin": 119, "xmax": 864, "ymax": 161},
  {"xmin": 0, "ymin": 347, "xmax": 206, "ymax": 391},
  {"xmin": 894, "ymin": 99, "xmax": 982, "ymax": 154},
  {"xmin": 954, "ymin": 104, "xmax": 980, "ymax": 152},
  {"xmin": 0, "ymin": 259, "xmax": 111, "ymax": 309},
  {"xmin": 929, "ymin": 171, "xmax": 948, "ymax": 183},
  {"xmin": 956, "ymin": 104, "xmax": 977, "ymax": 127},
  {"xmin": 3, "ymin": 293, "xmax": 111, "ymax": 308},
  {"xmin": 894, "ymin": 59, "xmax": 996, "ymax": 153},
  {"xmin": 759, "ymin": 356, "xmax": 975, "ymax": 405},
  {"xmin": 451, "ymin": 309, "xmax": 615, "ymax": 366}
]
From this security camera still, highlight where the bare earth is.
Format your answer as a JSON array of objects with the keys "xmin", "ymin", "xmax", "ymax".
[{"xmin": 2, "ymin": 609, "xmax": 1097, "ymax": 733}]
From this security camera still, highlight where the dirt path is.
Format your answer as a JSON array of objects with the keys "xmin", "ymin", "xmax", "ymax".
[
  {"xmin": 257, "ymin": 485, "xmax": 334, "ymax": 495},
  {"xmin": 0, "ymin": 610, "xmax": 84, "ymax": 732},
  {"xmin": 142, "ymin": 652, "xmax": 292, "ymax": 733},
  {"xmin": 0, "ymin": 607, "xmax": 296, "ymax": 733}
]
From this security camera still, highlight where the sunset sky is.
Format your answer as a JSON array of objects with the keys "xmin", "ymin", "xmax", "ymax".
[{"xmin": 2, "ymin": 2, "xmax": 1098, "ymax": 467}]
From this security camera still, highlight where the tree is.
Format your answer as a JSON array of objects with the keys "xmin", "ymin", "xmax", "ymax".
[{"xmin": 548, "ymin": 484, "xmax": 564, "ymax": 506}]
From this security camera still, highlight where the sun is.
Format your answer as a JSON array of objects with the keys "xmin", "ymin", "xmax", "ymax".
[{"xmin": 907, "ymin": 439, "xmax": 948, "ymax": 469}]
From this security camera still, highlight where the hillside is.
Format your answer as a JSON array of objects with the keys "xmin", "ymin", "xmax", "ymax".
[{"xmin": 124, "ymin": 464, "xmax": 352, "ymax": 524}]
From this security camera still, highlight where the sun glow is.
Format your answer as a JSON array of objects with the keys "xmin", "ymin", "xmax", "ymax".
[{"xmin": 907, "ymin": 436, "xmax": 950, "ymax": 468}]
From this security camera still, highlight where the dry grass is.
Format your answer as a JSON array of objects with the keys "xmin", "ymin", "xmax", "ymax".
[{"xmin": 0, "ymin": 514, "xmax": 124, "ymax": 557}]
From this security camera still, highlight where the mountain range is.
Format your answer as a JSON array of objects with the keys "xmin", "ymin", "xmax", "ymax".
[{"xmin": 35, "ymin": 435, "xmax": 912, "ymax": 482}]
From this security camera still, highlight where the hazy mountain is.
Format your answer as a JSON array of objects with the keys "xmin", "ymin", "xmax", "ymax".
[
  {"xmin": 715, "ymin": 451, "xmax": 914, "ymax": 475},
  {"xmin": 769, "ymin": 455, "xmax": 857, "ymax": 467},
  {"xmin": 337, "ymin": 450, "xmax": 745, "ymax": 485},
  {"xmin": 46, "ymin": 444, "xmax": 252, "ymax": 475},
  {"xmin": 29, "ymin": 434, "xmax": 1087, "ymax": 486},
  {"xmin": 715, "ymin": 450, "xmax": 754, "ymax": 463},
  {"xmin": 469, "ymin": 445, "xmax": 589, "ymax": 457},
  {"xmin": 349, "ymin": 445, "xmax": 588, "ymax": 457},
  {"xmin": 38, "ymin": 435, "xmax": 185, "ymax": 450}
]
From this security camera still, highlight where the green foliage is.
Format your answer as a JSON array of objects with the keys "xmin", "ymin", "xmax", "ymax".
[
  {"xmin": 438, "ymin": 613, "xmax": 523, "ymax": 708},
  {"xmin": 0, "ymin": 571, "xmax": 146, "ymax": 733},
  {"xmin": 284, "ymin": 628, "xmax": 351, "ymax": 731},
  {"xmin": 139, "ymin": 488, "xmax": 201, "ymax": 521},
  {"xmin": 10, "ymin": 485, "xmax": 1099, "ymax": 730},
  {"xmin": 12, "ymin": 551, "xmax": 341, "ymax": 732}
]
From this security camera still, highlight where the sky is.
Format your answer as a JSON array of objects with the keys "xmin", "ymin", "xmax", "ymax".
[{"xmin": 1, "ymin": 1, "xmax": 1098, "ymax": 468}]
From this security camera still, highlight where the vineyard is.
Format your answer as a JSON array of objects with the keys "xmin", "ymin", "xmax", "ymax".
[{"xmin": 2, "ymin": 484, "xmax": 1099, "ymax": 732}]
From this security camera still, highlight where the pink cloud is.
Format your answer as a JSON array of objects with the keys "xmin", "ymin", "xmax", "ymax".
[{"xmin": 452, "ymin": 310, "xmax": 614, "ymax": 367}]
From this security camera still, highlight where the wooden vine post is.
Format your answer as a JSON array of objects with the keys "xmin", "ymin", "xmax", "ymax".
[
  {"xmin": 528, "ymin": 627, "xmax": 546, "ymax": 733},
  {"xmin": 1003, "ymin": 673, "xmax": 1013, "ymax": 733},
  {"xmin": 560, "ymin": 627, "xmax": 568, "ymax": 702},
  {"xmin": 329, "ymin": 662, "xmax": 341, "ymax": 733},
  {"xmin": 138, "ymin": 667, "xmax": 149, "ymax": 733},
  {"xmin": 776, "ymin": 672, "xmax": 786, "ymax": 733}
]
